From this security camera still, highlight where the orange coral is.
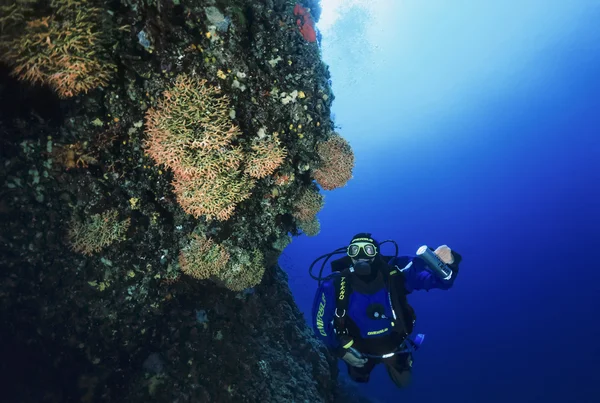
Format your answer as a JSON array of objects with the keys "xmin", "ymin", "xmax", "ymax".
[
  {"xmin": 67, "ymin": 209, "xmax": 130, "ymax": 255},
  {"xmin": 293, "ymin": 189, "xmax": 324, "ymax": 222},
  {"xmin": 144, "ymin": 74, "xmax": 255, "ymax": 221},
  {"xmin": 244, "ymin": 135, "xmax": 287, "ymax": 179},
  {"xmin": 216, "ymin": 248, "xmax": 265, "ymax": 291},
  {"xmin": 172, "ymin": 170, "xmax": 255, "ymax": 221},
  {"xmin": 0, "ymin": 2, "xmax": 114, "ymax": 98},
  {"xmin": 179, "ymin": 235, "xmax": 230, "ymax": 280},
  {"xmin": 274, "ymin": 172, "xmax": 294, "ymax": 186},
  {"xmin": 313, "ymin": 133, "xmax": 355, "ymax": 190}
]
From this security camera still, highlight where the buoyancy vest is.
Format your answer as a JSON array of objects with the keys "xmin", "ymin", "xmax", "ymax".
[
  {"xmin": 311, "ymin": 256, "xmax": 417, "ymax": 350},
  {"xmin": 333, "ymin": 258, "xmax": 416, "ymax": 347}
]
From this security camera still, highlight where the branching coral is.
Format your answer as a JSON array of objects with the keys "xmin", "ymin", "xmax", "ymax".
[
  {"xmin": 179, "ymin": 235, "xmax": 230, "ymax": 280},
  {"xmin": 67, "ymin": 209, "xmax": 130, "ymax": 255},
  {"xmin": 0, "ymin": 0, "xmax": 115, "ymax": 98},
  {"xmin": 313, "ymin": 133, "xmax": 355, "ymax": 190},
  {"xmin": 244, "ymin": 134, "xmax": 287, "ymax": 179},
  {"xmin": 172, "ymin": 170, "xmax": 255, "ymax": 222},
  {"xmin": 298, "ymin": 216, "xmax": 320, "ymax": 237},
  {"xmin": 144, "ymin": 74, "xmax": 256, "ymax": 221},
  {"xmin": 216, "ymin": 247, "xmax": 266, "ymax": 291},
  {"xmin": 292, "ymin": 188, "xmax": 324, "ymax": 223}
]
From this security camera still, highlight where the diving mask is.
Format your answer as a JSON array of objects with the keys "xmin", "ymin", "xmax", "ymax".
[{"xmin": 347, "ymin": 241, "xmax": 378, "ymax": 258}]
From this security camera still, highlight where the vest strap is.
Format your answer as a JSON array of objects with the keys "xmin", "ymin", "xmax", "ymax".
[{"xmin": 334, "ymin": 275, "xmax": 351, "ymax": 341}]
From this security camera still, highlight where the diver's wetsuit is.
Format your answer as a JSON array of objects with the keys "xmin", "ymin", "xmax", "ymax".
[
  {"xmin": 332, "ymin": 252, "xmax": 461, "ymax": 387},
  {"xmin": 346, "ymin": 345, "xmax": 413, "ymax": 387}
]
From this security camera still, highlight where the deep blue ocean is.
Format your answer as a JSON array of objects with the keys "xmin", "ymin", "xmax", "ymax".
[{"xmin": 281, "ymin": 1, "xmax": 600, "ymax": 402}]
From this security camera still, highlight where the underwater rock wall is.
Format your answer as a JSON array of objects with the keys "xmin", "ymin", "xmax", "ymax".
[{"xmin": 0, "ymin": 0, "xmax": 363, "ymax": 401}]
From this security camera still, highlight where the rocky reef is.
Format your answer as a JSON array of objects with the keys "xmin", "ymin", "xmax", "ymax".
[{"xmin": 0, "ymin": 0, "xmax": 365, "ymax": 401}]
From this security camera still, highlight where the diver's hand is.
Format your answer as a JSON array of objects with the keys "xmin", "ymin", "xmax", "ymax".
[
  {"xmin": 341, "ymin": 347, "xmax": 368, "ymax": 368},
  {"xmin": 434, "ymin": 245, "xmax": 454, "ymax": 264}
]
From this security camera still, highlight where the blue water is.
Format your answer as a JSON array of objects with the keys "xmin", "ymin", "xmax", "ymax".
[{"xmin": 281, "ymin": 1, "xmax": 600, "ymax": 402}]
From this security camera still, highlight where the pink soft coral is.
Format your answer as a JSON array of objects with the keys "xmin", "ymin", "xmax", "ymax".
[{"xmin": 293, "ymin": 4, "xmax": 317, "ymax": 42}]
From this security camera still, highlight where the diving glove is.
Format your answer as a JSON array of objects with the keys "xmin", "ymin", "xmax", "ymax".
[
  {"xmin": 434, "ymin": 245, "xmax": 454, "ymax": 264},
  {"xmin": 341, "ymin": 347, "xmax": 368, "ymax": 368}
]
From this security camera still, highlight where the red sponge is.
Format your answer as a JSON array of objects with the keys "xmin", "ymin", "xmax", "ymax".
[{"xmin": 294, "ymin": 4, "xmax": 317, "ymax": 42}]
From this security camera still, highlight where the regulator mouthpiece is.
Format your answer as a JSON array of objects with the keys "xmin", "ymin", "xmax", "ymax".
[
  {"xmin": 352, "ymin": 261, "xmax": 372, "ymax": 276},
  {"xmin": 416, "ymin": 245, "xmax": 453, "ymax": 280}
]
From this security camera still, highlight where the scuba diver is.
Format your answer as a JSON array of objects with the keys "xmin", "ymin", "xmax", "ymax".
[{"xmin": 310, "ymin": 233, "xmax": 462, "ymax": 388}]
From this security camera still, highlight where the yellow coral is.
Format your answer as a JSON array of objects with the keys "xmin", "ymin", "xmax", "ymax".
[{"xmin": 299, "ymin": 216, "xmax": 320, "ymax": 237}]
